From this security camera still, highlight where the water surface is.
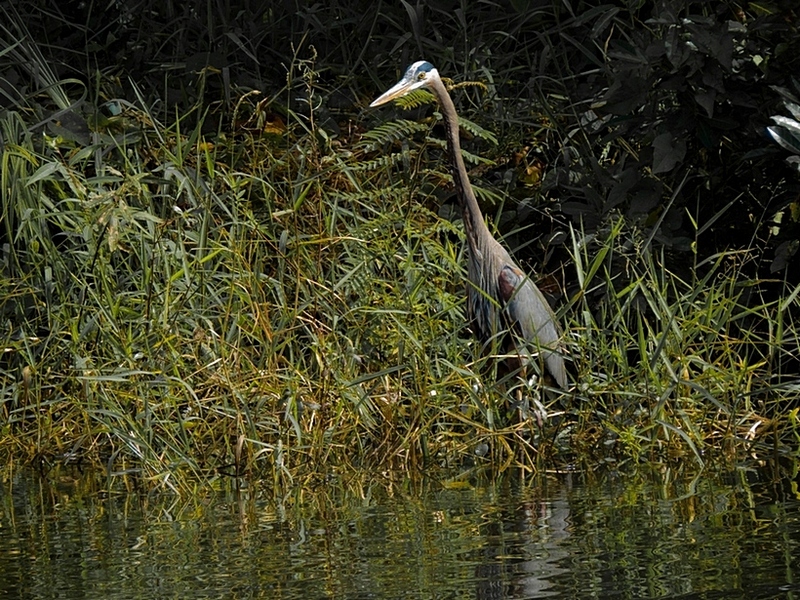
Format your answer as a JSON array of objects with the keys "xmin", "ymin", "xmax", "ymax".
[{"xmin": 1, "ymin": 465, "xmax": 798, "ymax": 599}]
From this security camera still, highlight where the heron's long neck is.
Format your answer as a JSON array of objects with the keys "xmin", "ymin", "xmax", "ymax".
[{"xmin": 431, "ymin": 77, "xmax": 490, "ymax": 255}]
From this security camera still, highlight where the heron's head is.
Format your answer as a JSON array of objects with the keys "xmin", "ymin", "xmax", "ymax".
[{"xmin": 370, "ymin": 61, "xmax": 438, "ymax": 107}]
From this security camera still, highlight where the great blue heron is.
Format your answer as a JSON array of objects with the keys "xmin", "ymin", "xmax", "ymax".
[{"xmin": 370, "ymin": 61, "xmax": 568, "ymax": 389}]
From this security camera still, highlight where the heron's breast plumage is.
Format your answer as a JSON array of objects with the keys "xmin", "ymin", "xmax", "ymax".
[{"xmin": 467, "ymin": 237, "xmax": 567, "ymax": 388}]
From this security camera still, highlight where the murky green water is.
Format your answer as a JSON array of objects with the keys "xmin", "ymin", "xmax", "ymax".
[{"xmin": 1, "ymin": 465, "xmax": 799, "ymax": 599}]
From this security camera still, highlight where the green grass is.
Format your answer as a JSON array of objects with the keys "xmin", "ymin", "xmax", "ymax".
[
  {"xmin": 1, "ymin": 36, "xmax": 799, "ymax": 494},
  {"xmin": 567, "ymin": 216, "xmax": 800, "ymax": 467}
]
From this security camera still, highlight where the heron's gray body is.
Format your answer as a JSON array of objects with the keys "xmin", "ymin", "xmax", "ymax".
[{"xmin": 371, "ymin": 61, "xmax": 567, "ymax": 388}]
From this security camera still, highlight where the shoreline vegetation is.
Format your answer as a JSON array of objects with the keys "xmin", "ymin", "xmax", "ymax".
[{"xmin": 1, "ymin": 2, "xmax": 799, "ymax": 493}]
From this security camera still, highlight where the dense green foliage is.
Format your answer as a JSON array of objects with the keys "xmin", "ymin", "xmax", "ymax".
[{"xmin": 1, "ymin": 1, "xmax": 799, "ymax": 491}]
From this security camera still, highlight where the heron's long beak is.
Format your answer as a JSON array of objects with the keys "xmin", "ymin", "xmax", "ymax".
[{"xmin": 369, "ymin": 75, "xmax": 426, "ymax": 107}]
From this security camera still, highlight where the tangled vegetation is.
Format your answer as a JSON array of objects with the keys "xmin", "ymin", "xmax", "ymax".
[{"xmin": 1, "ymin": 1, "xmax": 799, "ymax": 492}]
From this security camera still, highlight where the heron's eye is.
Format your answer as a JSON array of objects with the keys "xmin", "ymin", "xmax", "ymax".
[{"xmin": 418, "ymin": 72, "xmax": 426, "ymax": 80}]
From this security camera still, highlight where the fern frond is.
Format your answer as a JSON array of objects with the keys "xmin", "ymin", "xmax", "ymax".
[
  {"xmin": 449, "ymin": 80, "xmax": 489, "ymax": 95},
  {"xmin": 459, "ymin": 147, "xmax": 494, "ymax": 167},
  {"xmin": 426, "ymin": 167, "xmax": 503, "ymax": 205},
  {"xmin": 457, "ymin": 116, "xmax": 498, "ymax": 145},
  {"xmin": 334, "ymin": 185, "xmax": 410, "ymax": 208},
  {"xmin": 359, "ymin": 119, "xmax": 428, "ymax": 152},
  {"xmin": 350, "ymin": 151, "xmax": 413, "ymax": 172},
  {"xmin": 426, "ymin": 138, "xmax": 494, "ymax": 166},
  {"xmin": 472, "ymin": 184, "xmax": 504, "ymax": 206},
  {"xmin": 395, "ymin": 89, "xmax": 436, "ymax": 110}
]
